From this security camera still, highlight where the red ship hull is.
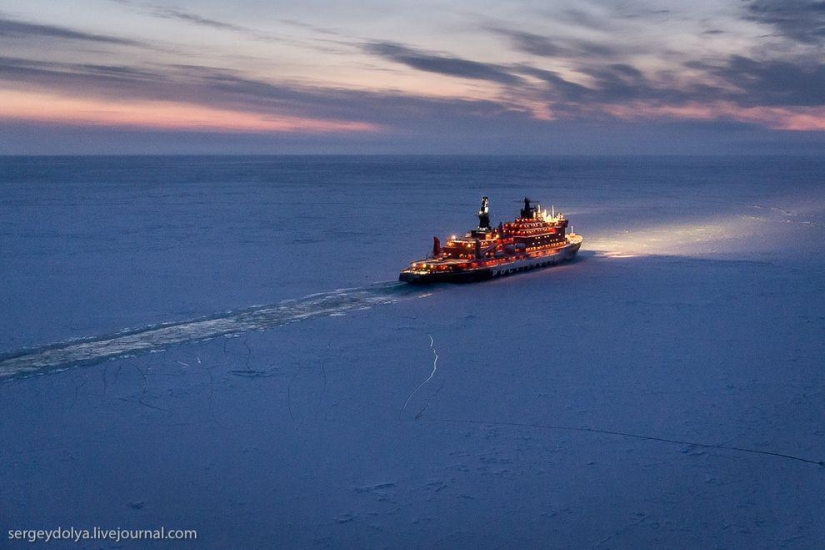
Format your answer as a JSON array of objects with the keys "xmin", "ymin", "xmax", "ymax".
[{"xmin": 399, "ymin": 240, "xmax": 581, "ymax": 284}]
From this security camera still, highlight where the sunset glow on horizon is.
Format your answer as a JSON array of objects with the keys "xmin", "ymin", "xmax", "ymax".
[
  {"xmin": 1, "ymin": 0, "xmax": 824, "ymax": 154},
  {"xmin": 0, "ymin": 90, "xmax": 380, "ymax": 133}
]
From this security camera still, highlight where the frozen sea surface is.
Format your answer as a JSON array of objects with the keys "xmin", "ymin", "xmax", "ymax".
[{"xmin": 1, "ymin": 156, "xmax": 823, "ymax": 548}]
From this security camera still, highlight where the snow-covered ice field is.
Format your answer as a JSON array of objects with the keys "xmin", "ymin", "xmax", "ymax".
[{"xmin": 1, "ymin": 156, "xmax": 823, "ymax": 548}]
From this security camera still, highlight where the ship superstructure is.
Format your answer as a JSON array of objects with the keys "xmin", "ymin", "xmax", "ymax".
[{"xmin": 399, "ymin": 196, "xmax": 582, "ymax": 283}]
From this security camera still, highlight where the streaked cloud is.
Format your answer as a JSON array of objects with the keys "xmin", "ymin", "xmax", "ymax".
[
  {"xmin": 0, "ymin": 54, "xmax": 521, "ymax": 133},
  {"xmin": 150, "ymin": 7, "xmax": 247, "ymax": 32},
  {"xmin": 697, "ymin": 56, "xmax": 825, "ymax": 107},
  {"xmin": 485, "ymin": 25, "xmax": 615, "ymax": 59},
  {"xmin": 364, "ymin": 41, "xmax": 524, "ymax": 85},
  {"xmin": 0, "ymin": 14, "xmax": 140, "ymax": 46},
  {"xmin": 109, "ymin": 1, "xmax": 354, "ymax": 52},
  {"xmin": 745, "ymin": 0, "xmax": 825, "ymax": 44}
]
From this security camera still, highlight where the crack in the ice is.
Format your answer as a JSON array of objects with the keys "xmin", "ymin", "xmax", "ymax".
[
  {"xmin": 431, "ymin": 418, "xmax": 825, "ymax": 467},
  {"xmin": 287, "ymin": 363, "xmax": 299, "ymax": 423},
  {"xmin": 316, "ymin": 342, "xmax": 330, "ymax": 420},
  {"xmin": 127, "ymin": 360, "xmax": 167, "ymax": 412},
  {"xmin": 100, "ymin": 363, "xmax": 110, "ymax": 397},
  {"xmin": 204, "ymin": 349, "xmax": 228, "ymax": 428},
  {"xmin": 400, "ymin": 334, "xmax": 438, "ymax": 417},
  {"xmin": 243, "ymin": 337, "xmax": 252, "ymax": 369},
  {"xmin": 69, "ymin": 374, "xmax": 88, "ymax": 409},
  {"xmin": 415, "ymin": 380, "xmax": 445, "ymax": 420}
]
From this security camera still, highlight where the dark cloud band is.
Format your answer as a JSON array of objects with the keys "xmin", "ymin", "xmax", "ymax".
[
  {"xmin": 364, "ymin": 41, "xmax": 523, "ymax": 85},
  {"xmin": 745, "ymin": 0, "xmax": 825, "ymax": 44},
  {"xmin": 0, "ymin": 15, "xmax": 139, "ymax": 46}
]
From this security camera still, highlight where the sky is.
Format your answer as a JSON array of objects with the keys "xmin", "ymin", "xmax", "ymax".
[{"xmin": 1, "ymin": 0, "xmax": 824, "ymax": 154}]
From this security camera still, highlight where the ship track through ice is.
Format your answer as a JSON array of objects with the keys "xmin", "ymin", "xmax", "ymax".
[{"xmin": 0, "ymin": 282, "xmax": 421, "ymax": 381}]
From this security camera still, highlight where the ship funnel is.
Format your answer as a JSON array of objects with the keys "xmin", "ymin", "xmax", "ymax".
[
  {"xmin": 433, "ymin": 236, "xmax": 441, "ymax": 257},
  {"xmin": 520, "ymin": 197, "xmax": 533, "ymax": 219},
  {"xmin": 478, "ymin": 196, "xmax": 491, "ymax": 230}
]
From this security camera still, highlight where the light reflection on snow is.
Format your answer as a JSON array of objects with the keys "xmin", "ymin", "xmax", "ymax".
[{"xmin": 587, "ymin": 208, "xmax": 819, "ymax": 258}]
